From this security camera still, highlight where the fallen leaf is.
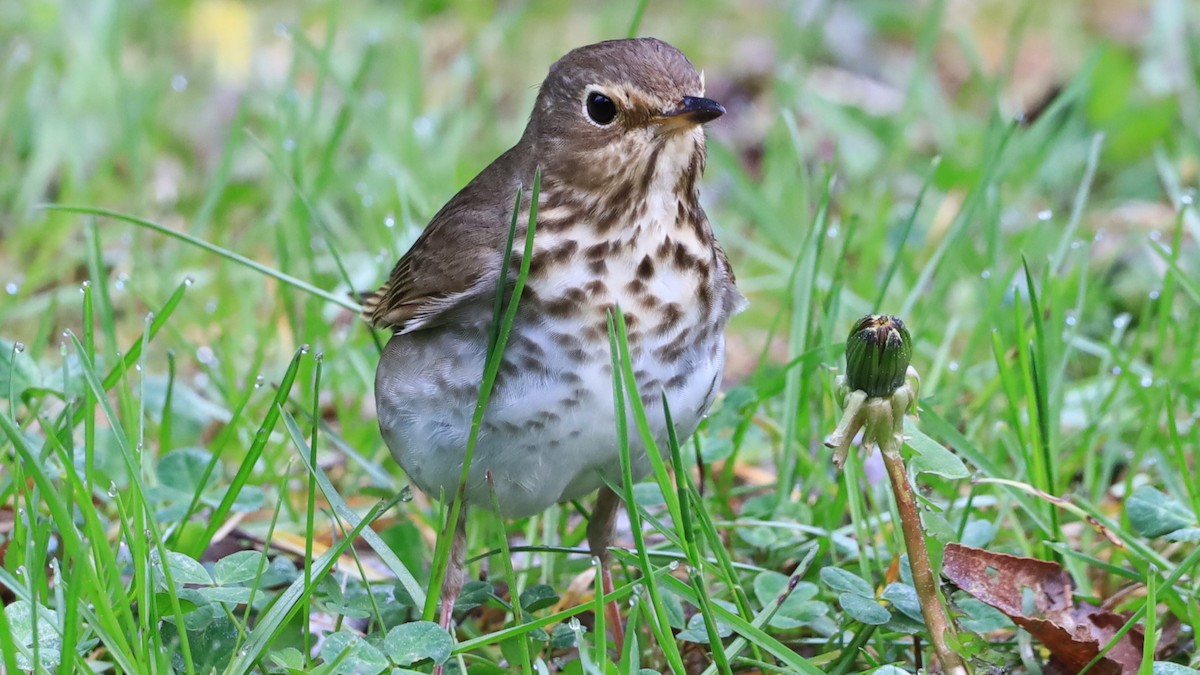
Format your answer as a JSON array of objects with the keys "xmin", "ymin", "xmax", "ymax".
[{"xmin": 943, "ymin": 543, "xmax": 1143, "ymax": 674}]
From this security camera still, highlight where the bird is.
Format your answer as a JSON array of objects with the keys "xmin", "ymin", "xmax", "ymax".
[{"xmin": 362, "ymin": 37, "xmax": 745, "ymax": 652}]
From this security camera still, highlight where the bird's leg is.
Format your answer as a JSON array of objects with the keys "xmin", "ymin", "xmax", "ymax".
[
  {"xmin": 588, "ymin": 486, "xmax": 626, "ymax": 655},
  {"xmin": 439, "ymin": 506, "xmax": 469, "ymax": 631},
  {"xmin": 432, "ymin": 507, "xmax": 468, "ymax": 675}
]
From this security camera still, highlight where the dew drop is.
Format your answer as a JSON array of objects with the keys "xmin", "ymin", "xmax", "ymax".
[
  {"xmin": 1093, "ymin": 230, "xmax": 1105, "ymax": 242},
  {"xmin": 667, "ymin": 560, "xmax": 680, "ymax": 570},
  {"xmin": 134, "ymin": 363, "xmax": 142, "ymax": 372},
  {"xmin": 413, "ymin": 116, "xmax": 434, "ymax": 139},
  {"xmin": 16, "ymin": 508, "xmax": 25, "ymax": 516},
  {"xmin": 145, "ymin": 312, "xmax": 155, "ymax": 323},
  {"xmin": 1070, "ymin": 240, "xmax": 1082, "ymax": 250},
  {"xmin": 1064, "ymin": 315, "xmax": 1077, "ymax": 327},
  {"xmin": 15, "ymin": 566, "xmax": 25, "ymax": 576},
  {"xmin": 300, "ymin": 344, "xmax": 311, "ymax": 354},
  {"xmin": 1181, "ymin": 192, "xmax": 1195, "ymax": 206},
  {"xmin": 108, "ymin": 482, "xmax": 118, "ymax": 497},
  {"xmin": 1111, "ymin": 366, "xmax": 1123, "ymax": 375},
  {"xmin": 114, "ymin": 273, "xmax": 128, "ymax": 290},
  {"xmin": 171, "ymin": 74, "xmax": 188, "ymax": 92},
  {"xmin": 315, "ymin": 352, "xmax": 324, "ymax": 362},
  {"xmin": 205, "ymin": 299, "xmax": 218, "ymax": 314},
  {"xmin": 1148, "ymin": 289, "xmax": 1161, "ymax": 300},
  {"xmin": 274, "ymin": 22, "xmax": 290, "ymax": 38},
  {"xmin": 254, "ymin": 375, "xmax": 265, "ymax": 388},
  {"xmin": 384, "ymin": 215, "xmax": 396, "ymax": 229},
  {"xmin": 196, "ymin": 345, "xmax": 217, "ymax": 366},
  {"xmin": 183, "ymin": 276, "xmax": 194, "ymax": 286},
  {"xmin": 398, "ymin": 485, "xmax": 414, "ymax": 502},
  {"xmin": 1140, "ymin": 376, "xmax": 1153, "ymax": 388},
  {"xmin": 4, "ymin": 282, "xmax": 18, "ymax": 295},
  {"xmin": 980, "ymin": 269, "xmax": 991, "ymax": 280},
  {"xmin": 282, "ymin": 138, "xmax": 296, "ymax": 152},
  {"xmin": 567, "ymin": 617, "xmax": 582, "ymax": 631},
  {"xmin": 1112, "ymin": 314, "xmax": 1130, "ymax": 329},
  {"xmin": 144, "ymin": 528, "xmax": 152, "ymax": 539},
  {"xmin": 1036, "ymin": 209, "xmax": 1053, "ymax": 221},
  {"xmin": 948, "ymin": 361, "xmax": 960, "ymax": 372},
  {"xmin": 13, "ymin": 341, "xmax": 24, "ymax": 353},
  {"xmin": 1148, "ymin": 230, "xmax": 1162, "ymax": 242},
  {"xmin": 826, "ymin": 226, "xmax": 839, "ymax": 238},
  {"xmin": 80, "ymin": 280, "xmax": 90, "ymax": 292}
]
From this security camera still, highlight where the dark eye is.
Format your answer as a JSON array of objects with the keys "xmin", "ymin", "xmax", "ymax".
[{"xmin": 585, "ymin": 91, "xmax": 618, "ymax": 125}]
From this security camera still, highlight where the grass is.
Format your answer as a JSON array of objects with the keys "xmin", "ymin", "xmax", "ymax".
[{"xmin": 2, "ymin": 0, "xmax": 1200, "ymax": 672}]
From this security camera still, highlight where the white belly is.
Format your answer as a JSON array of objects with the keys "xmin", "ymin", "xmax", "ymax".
[{"xmin": 375, "ymin": 295, "xmax": 725, "ymax": 519}]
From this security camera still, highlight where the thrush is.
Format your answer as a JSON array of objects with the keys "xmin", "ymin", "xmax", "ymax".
[{"xmin": 363, "ymin": 37, "xmax": 745, "ymax": 651}]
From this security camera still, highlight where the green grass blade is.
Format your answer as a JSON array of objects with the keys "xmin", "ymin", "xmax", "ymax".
[{"xmin": 41, "ymin": 205, "xmax": 360, "ymax": 311}]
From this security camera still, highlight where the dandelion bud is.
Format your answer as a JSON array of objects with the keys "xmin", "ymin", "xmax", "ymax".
[{"xmin": 845, "ymin": 315, "xmax": 911, "ymax": 398}]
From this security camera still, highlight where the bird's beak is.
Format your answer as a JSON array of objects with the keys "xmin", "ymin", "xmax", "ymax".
[{"xmin": 660, "ymin": 96, "xmax": 725, "ymax": 125}]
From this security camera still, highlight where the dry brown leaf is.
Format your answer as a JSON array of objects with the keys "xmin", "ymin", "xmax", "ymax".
[{"xmin": 943, "ymin": 543, "xmax": 1143, "ymax": 674}]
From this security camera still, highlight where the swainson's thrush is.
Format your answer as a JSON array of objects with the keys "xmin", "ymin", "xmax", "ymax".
[{"xmin": 364, "ymin": 37, "xmax": 745, "ymax": 647}]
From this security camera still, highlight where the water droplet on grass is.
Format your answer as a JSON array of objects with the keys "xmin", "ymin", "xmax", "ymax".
[
  {"xmin": 183, "ymin": 276, "xmax": 194, "ymax": 286},
  {"xmin": 1112, "ymin": 315, "xmax": 1130, "ymax": 329},
  {"xmin": 1140, "ymin": 376, "xmax": 1153, "ymax": 388},
  {"xmin": 384, "ymin": 215, "xmax": 396, "ymax": 228},
  {"xmin": 171, "ymin": 74, "xmax": 188, "ymax": 92},
  {"xmin": 300, "ymin": 344, "xmax": 311, "ymax": 354},
  {"xmin": 980, "ymin": 269, "xmax": 991, "ymax": 280},
  {"xmin": 1111, "ymin": 366, "xmax": 1123, "ymax": 375},
  {"xmin": 948, "ymin": 361, "xmax": 959, "ymax": 372},
  {"xmin": 108, "ymin": 482, "xmax": 118, "ymax": 497},
  {"xmin": 13, "ymin": 342, "xmax": 24, "ymax": 353},
  {"xmin": 1037, "ymin": 209, "xmax": 1052, "ymax": 221},
  {"xmin": 282, "ymin": 138, "xmax": 296, "ymax": 152},
  {"xmin": 196, "ymin": 345, "xmax": 217, "ymax": 366},
  {"xmin": 399, "ymin": 485, "xmax": 413, "ymax": 502},
  {"xmin": 254, "ymin": 375, "xmax": 265, "ymax": 388},
  {"xmin": 4, "ymin": 282, "xmax": 18, "ymax": 294}
]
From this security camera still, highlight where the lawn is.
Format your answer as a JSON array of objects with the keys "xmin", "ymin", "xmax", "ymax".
[{"xmin": 1, "ymin": 0, "xmax": 1199, "ymax": 673}]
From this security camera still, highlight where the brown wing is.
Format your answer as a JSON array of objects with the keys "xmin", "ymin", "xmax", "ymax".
[{"xmin": 362, "ymin": 144, "xmax": 533, "ymax": 333}]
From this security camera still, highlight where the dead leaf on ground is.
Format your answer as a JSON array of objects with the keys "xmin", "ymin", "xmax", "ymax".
[{"xmin": 942, "ymin": 543, "xmax": 1143, "ymax": 675}]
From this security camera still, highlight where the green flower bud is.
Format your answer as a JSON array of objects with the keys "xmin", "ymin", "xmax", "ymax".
[{"xmin": 844, "ymin": 315, "xmax": 911, "ymax": 398}]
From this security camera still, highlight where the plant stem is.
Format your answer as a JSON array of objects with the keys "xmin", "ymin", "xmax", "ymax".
[{"xmin": 879, "ymin": 432, "xmax": 968, "ymax": 675}]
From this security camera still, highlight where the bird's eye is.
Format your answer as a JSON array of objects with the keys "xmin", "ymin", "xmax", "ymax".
[{"xmin": 585, "ymin": 91, "xmax": 618, "ymax": 125}]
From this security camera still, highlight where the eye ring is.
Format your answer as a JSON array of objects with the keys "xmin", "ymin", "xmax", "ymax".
[{"xmin": 584, "ymin": 91, "xmax": 618, "ymax": 126}]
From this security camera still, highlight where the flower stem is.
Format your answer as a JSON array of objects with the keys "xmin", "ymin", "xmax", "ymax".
[{"xmin": 878, "ymin": 431, "xmax": 968, "ymax": 675}]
